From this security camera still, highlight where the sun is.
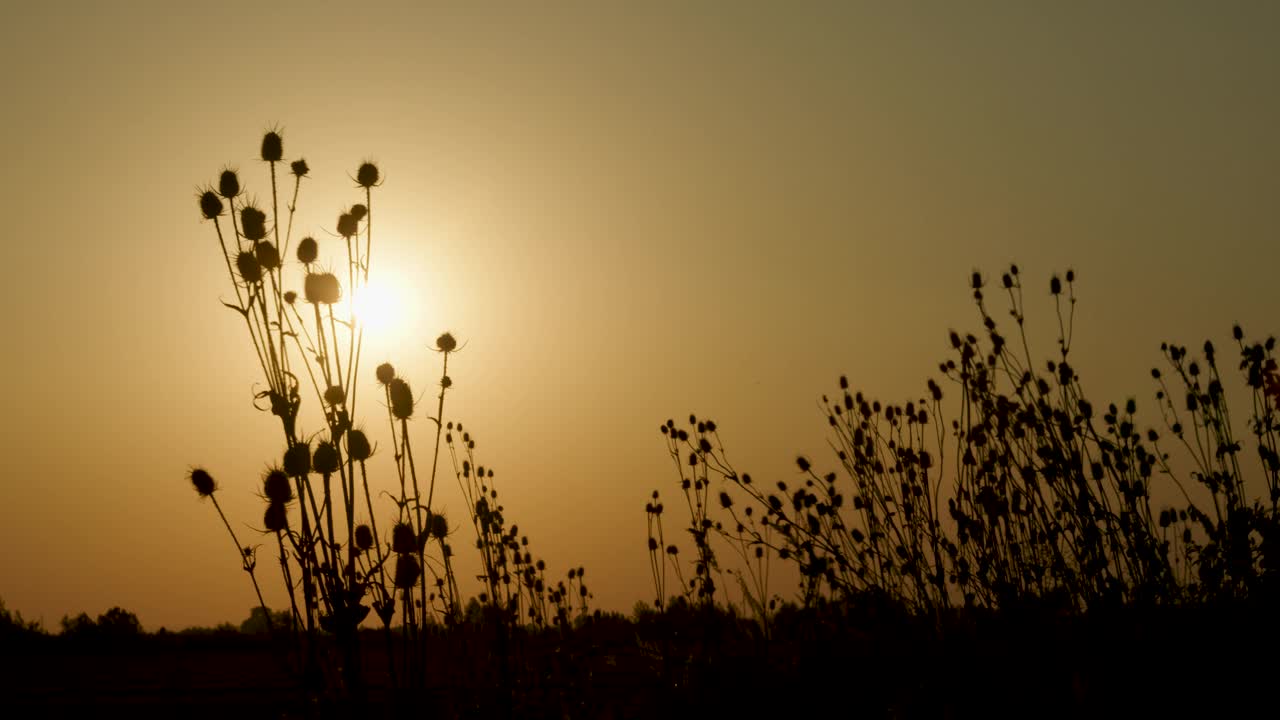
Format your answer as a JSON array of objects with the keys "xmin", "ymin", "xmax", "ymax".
[{"xmin": 351, "ymin": 279, "xmax": 402, "ymax": 335}]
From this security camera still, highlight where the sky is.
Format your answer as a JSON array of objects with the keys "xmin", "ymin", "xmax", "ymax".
[{"xmin": 0, "ymin": 1, "xmax": 1277, "ymax": 630}]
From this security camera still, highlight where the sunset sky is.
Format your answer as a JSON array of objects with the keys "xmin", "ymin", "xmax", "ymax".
[{"xmin": 1, "ymin": 1, "xmax": 1277, "ymax": 630}]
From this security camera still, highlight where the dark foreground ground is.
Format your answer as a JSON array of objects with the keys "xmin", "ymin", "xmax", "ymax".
[{"xmin": 2, "ymin": 601, "xmax": 1277, "ymax": 718}]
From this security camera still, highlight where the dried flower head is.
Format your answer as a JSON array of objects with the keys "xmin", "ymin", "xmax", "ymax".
[
  {"xmin": 189, "ymin": 468, "xmax": 216, "ymax": 497},
  {"xmin": 199, "ymin": 190, "xmax": 223, "ymax": 220},
  {"xmin": 296, "ymin": 236, "xmax": 318, "ymax": 264},
  {"xmin": 291, "ymin": 159, "xmax": 309, "ymax": 178},
  {"xmin": 392, "ymin": 522, "xmax": 416, "ymax": 554},
  {"xmin": 240, "ymin": 206, "xmax": 267, "ymax": 242},
  {"xmin": 254, "ymin": 241, "xmax": 280, "ymax": 271},
  {"xmin": 264, "ymin": 502, "xmax": 289, "ymax": 532},
  {"xmin": 428, "ymin": 512, "xmax": 448, "ymax": 540},
  {"xmin": 284, "ymin": 291, "xmax": 297, "ymax": 305},
  {"xmin": 355, "ymin": 524, "xmax": 374, "ymax": 551},
  {"xmin": 389, "ymin": 378, "xmax": 414, "ymax": 420},
  {"xmin": 218, "ymin": 169, "xmax": 241, "ymax": 199},
  {"xmin": 262, "ymin": 469, "xmax": 293, "ymax": 504},
  {"xmin": 356, "ymin": 162, "xmax": 380, "ymax": 188},
  {"xmin": 323, "ymin": 385, "xmax": 346, "ymax": 406},
  {"xmin": 394, "ymin": 555, "xmax": 421, "ymax": 589},
  {"xmin": 236, "ymin": 251, "xmax": 262, "ymax": 284},
  {"xmin": 304, "ymin": 272, "xmax": 341, "ymax": 304},
  {"xmin": 313, "ymin": 441, "xmax": 340, "ymax": 474},
  {"xmin": 436, "ymin": 332, "xmax": 457, "ymax": 352},
  {"xmin": 346, "ymin": 429, "xmax": 371, "ymax": 461},
  {"xmin": 283, "ymin": 442, "xmax": 311, "ymax": 477},
  {"xmin": 375, "ymin": 362, "xmax": 396, "ymax": 385},
  {"xmin": 336, "ymin": 213, "xmax": 358, "ymax": 239},
  {"xmin": 349, "ymin": 204, "xmax": 368, "ymax": 221},
  {"xmin": 261, "ymin": 131, "xmax": 283, "ymax": 162}
]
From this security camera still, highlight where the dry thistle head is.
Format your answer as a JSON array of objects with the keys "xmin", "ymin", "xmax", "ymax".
[
  {"xmin": 296, "ymin": 236, "xmax": 318, "ymax": 264},
  {"xmin": 323, "ymin": 385, "xmax": 346, "ymax": 406},
  {"xmin": 304, "ymin": 272, "xmax": 341, "ymax": 304},
  {"xmin": 260, "ymin": 130, "xmax": 283, "ymax": 162},
  {"xmin": 240, "ymin": 206, "xmax": 267, "ymax": 242},
  {"xmin": 236, "ymin": 251, "xmax": 262, "ymax": 284},
  {"xmin": 218, "ymin": 169, "xmax": 241, "ymax": 199},
  {"xmin": 283, "ymin": 442, "xmax": 311, "ymax": 477},
  {"xmin": 355, "ymin": 524, "xmax": 374, "ymax": 551},
  {"xmin": 428, "ymin": 512, "xmax": 449, "ymax": 540},
  {"xmin": 284, "ymin": 291, "xmax": 297, "ymax": 305},
  {"xmin": 254, "ymin": 241, "xmax": 280, "ymax": 271},
  {"xmin": 436, "ymin": 332, "xmax": 457, "ymax": 352},
  {"xmin": 199, "ymin": 190, "xmax": 223, "ymax": 220},
  {"xmin": 336, "ymin": 213, "xmax": 358, "ymax": 239},
  {"xmin": 394, "ymin": 555, "xmax": 420, "ymax": 589},
  {"xmin": 189, "ymin": 468, "xmax": 216, "ymax": 497},
  {"xmin": 347, "ymin": 429, "xmax": 372, "ymax": 461},
  {"xmin": 356, "ymin": 162, "xmax": 380, "ymax": 188},
  {"xmin": 264, "ymin": 502, "xmax": 289, "ymax": 532},
  {"xmin": 391, "ymin": 522, "xmax": 416, "ymax": 554},
  {"xmin": 263, "ymin": 469, "xmax": 293, "ymax": 504},
  {"xmin": 389, "ymin": 378, "xmax": 413, "ymax": 419},
  {"xmin": 349, "ymin": 204, "xmax": 368, "ymax": 221},
  {"xmin": 375, "ymin": 362, "xmax": 396, "ymax": 385},
  {"xmin": 313, "ymin": 441, "xmax": 340, "ymax": 474},
  {"xmin": 291, "ymin": 159, "xmax": 309, "ymax": 178}
]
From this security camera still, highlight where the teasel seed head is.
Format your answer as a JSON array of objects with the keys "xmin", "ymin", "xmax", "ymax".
[
  {"xmin": 296, "ymin": 236, "xmax": 318, "ymax": 264},
  {"xmin": 260, "ymin": 130, "xmax": 283, "ymax": 162},
  {"xmin": 436, "ymin": 332, "xmax": 457, "ymax": 352},
  {"xmin": 394, "ymin": 555, "xmax": 421, "ymax": 589},
  {"xmin": 336, "ymin": 213, "xmax": 358, "ymax": 239},
  {"xmin": 218, "ymin": 169, "xmax": 241, "ymax": 199},
  {"xmin": 428, "ymin": 512, "xmax": 449, "ymax": 540},
  {"xmin": 313, "ymin": 441, "xmax": 340, "ymax": 474},
  {"xmin": 264, "ymin": 502, "xmax": 289, "ymax": 532},
  {"xmin": 355, "ymin": 524, "xmax": 374, "ymax": 551},
  {"xmin": 349, "ymin": 204, "xmax": 367, "ymax": 221},
  {"xmin": 284, "ymin": 291, "xmax": 297, "ymax": 305},
  {"xmin": 254, "ymin": 241, "xmax": 280, "ymax": 271},
  {"xmin": 291, "ymin": 159, "xmax": 309, "ymax": 178},
  {"xmin": 389, "ymin": 378, "xmax": 414, "ymax": 420},
  {"xmin": 323, "ymin": 385, "xmax": 346, "ymax": 406},
  {"xmin": 392, "ymin": 522, "xmax": 416, "ymax": 554},
  {"xmin": 356, "ymin": 161, "xmax": 380, "ymax": 188},
  {"xmin": 189, "ymin": 468, "xmax": 217, "ymax": 497},
  {"xmin": 240, "ymin": 206, "xmax": 267, "ymax": 242},
  {"xmin": 375, "ymin": 362, "xmax": 396, "ymax": 385},
  {"xmin": 199, "ymin": 190, "xmax": 223, "ymax": 220},
  {"xmin": 236, "ymin": 251, "xmax": 262, "ymax": 284},
  {"xmin": 263, "ymin": 468, "xmax": 293, "ymax": 504},
  {"xmin": 346, "ymin": 429, "xmax": 372, "ymax": 461},
  {"xmin": 304, "ymin": 272, "xmax": 341, "ymax": 304},
  {"xmin": 284, "ymin": 442, "xmax": 311, "ymax": 477}
]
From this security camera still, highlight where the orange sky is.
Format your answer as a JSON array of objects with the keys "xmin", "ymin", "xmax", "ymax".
[{"xmin": 1, "ymin": 1, "xmax": 1278, "ymax": 630}]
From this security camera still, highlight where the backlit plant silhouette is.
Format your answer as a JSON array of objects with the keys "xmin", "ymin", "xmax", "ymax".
[{"xmin": 188, "ymin": 131, "xmax": 588, "ymax": 705}]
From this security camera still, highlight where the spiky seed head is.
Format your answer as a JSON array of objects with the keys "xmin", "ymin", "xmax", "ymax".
[
  {"xmin": 356, "ymin": 162, "xmax": 380, "ymax": 188},
  {"xmin": 436, "ymin": 332, "xmax": 457, "ymax": 352},
  {"xmin": 291, "ymin": 158, "xmax": 309, "ymax": 177},
  {"xmin": 1050, "ymin": 275, "xmax": 1062, "ymax": 295},
  {"xmin": 240, "ymin": 206, "xmax": 267, "ymax": 242},
  {"xmin": 304, "ymin": 272, "xmax": 341, "ymax": 304},
  {"xmin": 349, "ymin": 204, "xmax": 367, "ymax": 221},
  {"xmin": 336, "ymin": 213, "xmax": 358, "ymax": 239},
  {"xmin": 391, "ymin": 522, "xmax": 416, "ymax": 554},
  {"xmin": 375, "ymin": 362, "xmax": 396, "ymax": 385},
  {"xmin": 283, "ymin": 442, "xmax": 311, "ymax": 476},
  {"xmin": 260, "ymin": 131, "xmax": 283, "ymax": 162},
  {"xmin": 296, "ymin": 236, "xmax": 318, "ymax": 264},
  {"xmin": 189, "ymin": 468, "xmax": 216, "ymax": 497},
  {"xmin": 199, "ymin": 190, "xmax": 223, "ymax": 219},
  {"xmin": 394, "ymin": 555, "xmax": 421, "ymax": 589},
  {"xmin": 284, "ymin": 291, "xmax": 296, "ymax": 305},
  {"xmin": 428, "ymin": 512, "xmax": 448, "ymax": 540},
  {"xmin": 236, "ymin": 251, "xmax": 262, "ymax": 284},
  {"xmin": 264, "ymin": 502, "xmax": 289, "ymax": 532},
  {"xmin": 254, "ymin": 241, "xmax": 280, "ymax": 271},
  {"xmin": 440, "ymin": 376, "xmax": 452, "ymax": 389},
  {"xmin": 218, "ymin": 170, "xmax": 241, "ymax": 199},
  {"xmin": 263, "ymin": 469, "xmax": 293, "ymax": 503},
  {"xmin": 389, "ymin": 378, "xmax": 414, "ymax": 420},
  {"xmin": 312, "ymin": 441, "xmax": 340, "ymax": 474},
  {"xmin": 355, "ymin": 524, "xmax": 374, "ymax": 551},
  {"xmin": 346, "ymin": 429, "xmax": 371, "ymax": 461},
  {"xmin": 323, "ymin": 385, "xmax": 346, "ymax": 406}
]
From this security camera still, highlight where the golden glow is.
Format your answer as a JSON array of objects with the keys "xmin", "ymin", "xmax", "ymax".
[{"xmin": 351, "ymin": 277, "xmax": 405, "ymax": 337}]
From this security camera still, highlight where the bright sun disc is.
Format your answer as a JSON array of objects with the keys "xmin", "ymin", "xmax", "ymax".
[{"xmin": 351, "ymin": 282, "xmax": 399, "ymax": 333}]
